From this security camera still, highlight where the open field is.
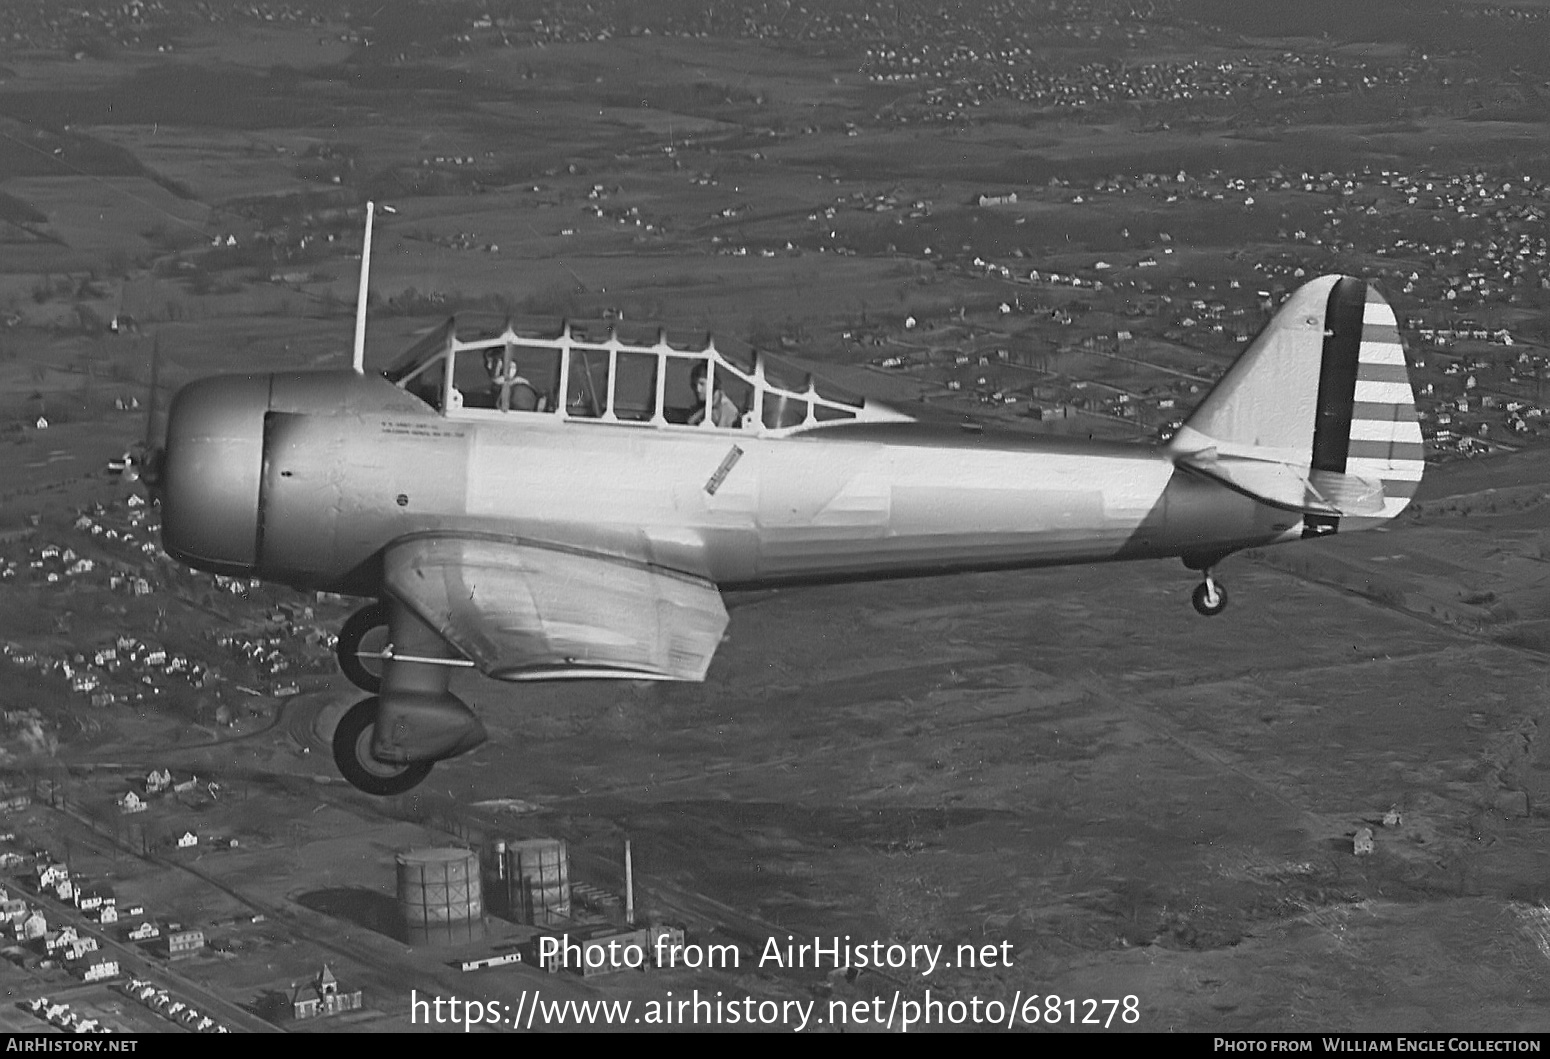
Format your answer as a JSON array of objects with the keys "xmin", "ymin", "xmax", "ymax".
[
  {"xmin": 1, "ymin": 0, "xmax": 1550, "ymax": 1035},
  {"xmin": 29, "ymin": 515, "xmax": 1539, "ymax": 1032}
]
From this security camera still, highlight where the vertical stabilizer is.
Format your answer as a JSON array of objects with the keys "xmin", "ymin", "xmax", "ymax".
[{"xmin": 1167, "ymin": 275, "xmax": 1423, "ymax": 531}]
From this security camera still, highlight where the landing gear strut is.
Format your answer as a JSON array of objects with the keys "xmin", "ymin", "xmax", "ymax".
[
  {"xmin": 1183, "ymin": 552, "xmax": 1231, "ymax": 617},
  {"xmin": 1191, "ymin": 574, "xmax": 1228, "ymax": 617},
  {"xmin": 336, "ymin": 601, "xmax": 389, "ymax": 693},
  {"xmin": 330, "ymin": 597, "xmax": 486, "ymax": 795},
  {"xmin": 332, "ymin": 697, "xmax": 433, "ymax": 797}
]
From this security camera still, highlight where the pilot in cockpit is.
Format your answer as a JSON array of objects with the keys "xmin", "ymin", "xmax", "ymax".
[
  {"xmin": 688, "ymin": 362, "xmax": 740, "ymax": 428},
  {"xmin": 485, "ymin": 350, "xmax": 545, "ymax": 412}
]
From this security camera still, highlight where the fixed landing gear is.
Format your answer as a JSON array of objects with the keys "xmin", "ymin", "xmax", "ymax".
[
  {"xmin": 332, "ymin": 697, "xmax": 433, "ymax": 796},
  {"xmin": 337, "ymin": 601, "xmax": 390, "ymax": 693},
  {"xmin": 1183, "ymin": 552, "xmax": 1232, "ymax": 617},
  {"xmin": 1191, "ymin": 574, "xmax": 1228, "ymax": 617},
  {"xmin": 329, "ymin": 598, "xmax": 487, "ymax": 795}
]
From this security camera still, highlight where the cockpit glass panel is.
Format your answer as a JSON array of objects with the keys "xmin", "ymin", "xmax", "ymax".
[
  {"xmin": 762, "ymin": 393, "xmax": 808, "ymax": 430},
  {"xmin": 387, "ymin": 324, "xmax": 876, "ymax": 428},
  {"xmin": 402, "ymin": 358, "xmax": 450, "ymax": 411},
  {"xmin": 720, "ymin": 345, "xmax": 755, "ymax": 376},
  {"xmin": 755, "ymin": 351, "xmax": 862, "ymax": 409},
  {"xmin": 812, "ymin": 376, "xmax": 862, "ymax": 407},
  {"xmin": 566, "ymin": 347, "xmax": 608, "ymax": 418},
  {"xmin": 613, "ymin": 351, "xmax": 658, "ymax": 422},
  {"xmin": 759, "ymin": 355, "xmax": 808, "ymax": 394},
  {"xmin": 454, "ymin": 349, "xmax": 498, "ymax": 410},
  {"xmin": 507, "ymin": 345, "xmax": 560, "ymax": 413},
  {"xmin": 663, "ymin": 355, "xmax": 704, "ymax": 425},
  {"xmin": 383, "ymin": 319, "xmax": 455, "ymax": 383},
  {"xmin": 714, "ymin": 364, "xmax": 751, "ymax": 429}
]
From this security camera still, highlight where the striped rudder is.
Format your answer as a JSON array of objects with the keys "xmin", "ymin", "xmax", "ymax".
[
  {"xmin": 1303, "ymin": 279, "xmax": 1423, "ymax": 535},
  {"xmin": 1344, "ymin": 283, "xmax": 1424, "ymax": 519}
]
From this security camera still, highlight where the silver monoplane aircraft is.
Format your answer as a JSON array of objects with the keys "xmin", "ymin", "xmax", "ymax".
[{"xmin": 150, "ymin": 208, "xmax": 1424, "ymax": 794}]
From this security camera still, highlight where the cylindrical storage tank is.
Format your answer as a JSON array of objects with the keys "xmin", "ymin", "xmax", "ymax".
[
  {"xmin": 506, "ymin": 838, "xmax": 570, "ymax": 925},
  {"xmin": 397, "ymin": 847, "xmax": 485, "ymax": 946}
]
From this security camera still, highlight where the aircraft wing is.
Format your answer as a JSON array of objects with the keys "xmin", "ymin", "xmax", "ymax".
[{"xmin": 383, "ymin": 533, "xmax": 728, "ymax": 681}]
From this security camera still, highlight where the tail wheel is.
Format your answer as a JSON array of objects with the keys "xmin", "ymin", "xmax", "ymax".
[
  {"xmin": 337, "ymin": 601, "xmax": 390, "ymax": 693},
  {"xmin": 1192, "ymin": 579, "xmax": 1228, "ymax": 617},
  {"xmin": 332, "ymin": 697, "xmax": 432, "ymax": 796}
]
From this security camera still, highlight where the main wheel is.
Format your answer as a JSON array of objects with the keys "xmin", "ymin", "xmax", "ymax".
[
  {"xmin": 332, "ymin": 697, "xmax": 432, "ymax": 796},
  {"xmin": 337, "ymin": 602, "xmax": 390, "ymax": 693},
  {"xmin": 1191, "ymin": 580, "xmax": 1228, "ymax": 617}
]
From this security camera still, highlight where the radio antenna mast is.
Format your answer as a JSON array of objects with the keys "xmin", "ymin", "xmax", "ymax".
[{"xmin": 352, "ymin": 200, "xmax": 375, "ymax": 374}]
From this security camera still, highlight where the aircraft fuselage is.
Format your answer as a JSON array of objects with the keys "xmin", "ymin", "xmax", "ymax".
[{"xmin": 162, "ymin": 370, "xmax": 1296, "ymax": 597}]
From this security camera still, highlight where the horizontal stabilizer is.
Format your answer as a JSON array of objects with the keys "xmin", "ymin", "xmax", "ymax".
[
  {"xmin": 1177, "ymin": 451, "xmax": 1386, "ymax": 517},
  {"xmin": 1306, "ymin": 469, "xmax": 1385, "ymax": 516}
]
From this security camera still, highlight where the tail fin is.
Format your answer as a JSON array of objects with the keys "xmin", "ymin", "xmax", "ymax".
[{"xmin": 1167, "ymin": 275, "xmax": 1423, "ymax": 534}]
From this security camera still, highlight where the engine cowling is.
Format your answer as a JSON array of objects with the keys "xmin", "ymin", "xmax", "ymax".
[{"xmin": 159, "ymin": 374, "xmax": 269, "ymax": 577}]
